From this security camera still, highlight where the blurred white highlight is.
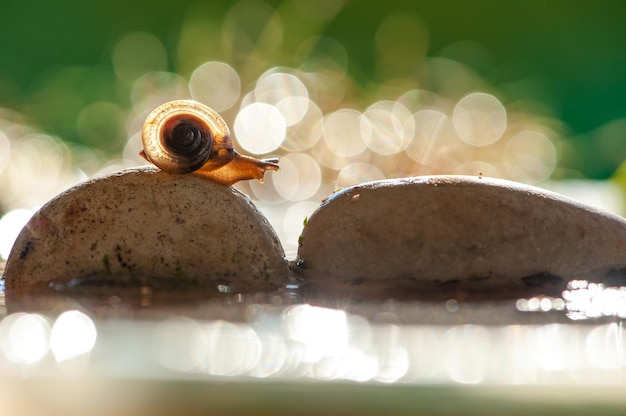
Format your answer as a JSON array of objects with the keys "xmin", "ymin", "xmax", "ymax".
[
  {"xmin": 284, "ymin": 304, "xmax": 348, "ymax": 363},
  {"xmin": 151, "ymin": 317, "xmax": 208, "ymax": 372},
  {"xmin": 282, "ymin": 99, "xmax": 323, "ymax": 151},
  {"xmin": 201, "ymin": 320, "xmax": 262, "ymax": 376},
  {"xmin": 189, "ymin": 61, "xmax": 241, "ymax": 112},
  {"xmin": 323, "ymin": 109, "xmax": 368, "ymax": 157},
  {"xmin": 562, "ymin": 281, "xmax": 626, "ymax": 319},
  {"xmin": 336, "ymin": 162, "xmax": 385, "ymax": 188},
  {"xmin": 50, "ymin": 310, "xmax": 97, "ymax": 362},
  {"xmin": 0, "ymin": 313, "xmax": 50, "ymax": 365},
  {"xmin": 4, "ymin": 293, "xmax": 626, "ymax": 384},
  {"xmin": 0, "ymin": 208, "xmax": 35, "ymax": 259},
  {"xmin": 363, "ymin": 101, "xmax": 412, "ymax": 155},
  {"xmin": 234, "ymin": 103, "xmax": 285, "ymax": 154},
  {"xmin": 453, "ymin": 92, "xmax": 507, "ymax": 146},
  {"xmin": 443, "ymin": 325, "xmax": 490, "ymax": 384},
  {"xmin": 503, "ymin": 130, "xmax": 557, "ymax": 183},
  {"xmin": 281, "ymin": 200, "xmax": 319, "ymax": 258},
  {"xmin": 273, "ymin": 153, "xmax": 321, "ymax": 201}
]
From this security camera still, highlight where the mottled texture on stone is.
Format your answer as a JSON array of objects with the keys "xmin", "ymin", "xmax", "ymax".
[
  {"xmin": 296, "ymin": 176, "xmax": 626, "ymax": 299},
  {"xmin": 4, "ymin": 167, "xmax": 289, "ymax": 295}
]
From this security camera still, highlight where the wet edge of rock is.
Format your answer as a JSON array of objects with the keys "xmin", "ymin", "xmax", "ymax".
[
  {"xmin": 295, "ymin": 175, "xmax": 626, "ymax": 300},
  {"xmin": 4, "ymin": 167, "xmax": 289, "ymax": 298}
]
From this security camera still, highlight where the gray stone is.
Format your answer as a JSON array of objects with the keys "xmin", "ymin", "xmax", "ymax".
[
  {"xmin": 295, "ymin": 176, "xmax": 626, "ymax": 300},
  {"xmin": 4, "ymin": 167, "xmax": 289, "ymax": 296}
]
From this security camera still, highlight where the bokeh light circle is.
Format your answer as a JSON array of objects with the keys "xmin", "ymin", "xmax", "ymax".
[
  {"xmin": 453, "ymin": 92, "xmax": 507, "ymax": 146},
  {"xmin": 50, "ymin": 310, "xmax": 97, "ymax": 362},
  {"xmin": 0, "ymin": 208, "xmax": 34, "ymax": 259},
  {"xmin": 502, "ymin": 130, "xmax": 557, "ymax": 183},
  {"xmin": 276, "ymin": 96, "xmax": 310, "ymax": 126},
  {"xmin": 234, "ymin": 103, "xmax": 286, "ymax": 154},
  {"xmin": 0, "ymin": 313, "xmax": 50, "ymax": 365},
  {"xmin": 130, "ymin": 72, "xmax": 191, "ymax": 112},
  {"xmin": 201, "ymin": 321, "xmax": 262, "ymax": 376},
  {"xmin": 254, "ymin": 71, "xmax": 309, "ymax": 125},
  {"xmin": 249, "ymin": 334, "xmax": 289, "ymax": 378},
  {"xmin": 336, "ymin": 162, "xmax": 385, "ymax": 188},
  {"xmin": 189, "ymin": 61, "xmax": 241, "ymax": 112},
  {"xmin": 406, "ymin": 109, "xmax": 473, "ymax": 171},
  {"xmin": 273, "ymin": 153, "xmax": 321, "ymax": 201},
  {"xmin": 152, "ymin": 317, "xmax": 208, "ymax": 372},
  {"xmin": 247, "ymin": 174, "xmax": 285, "ymax": 204},
  {"xmin": 5, "ymin": 134, "xmax": 75, "ymax": 210},
  {"xmin": 255, "ymin": 72, "xmax": 308, "ymax": 103},
  {"xmin": 323, "ymin": 109, "xmax": 368, "ymax": 158},
  {"xmin": 363, "ymin": 101, "xmax": 412, "ymax": 155},
  {"xmin": 282, "ymin": 99, "xmax": 323, "ymax": 152},
  {"xmin": 281, "ymin": 200, "xmax": 320, "ymax": 258}
]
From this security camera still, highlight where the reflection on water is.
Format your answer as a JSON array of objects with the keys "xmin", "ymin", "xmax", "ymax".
[
  {"xmin": 50, "ymin": 310, "xmax": 97, "ymax": 362},
  {"xmin": 563, "ymin": 280, "xmax": 626, "ymax": 320},
  {"xmin": 515, "ymin": 296, "xmax": 565, "ymax": 313},
  {"xmin": 518, "ymin": 280, "xmax": 626, "ymax": 320},
  {"xmin": 0, "ymin": 310, "xmax": 96, "ymax": 367},
  {"xmin": 0, "ymin": 312, "xmax": 50, "ymax": 365},
  {"xmin": 0, "ymin": 279, "xmax": 625, "ymax": 385}
]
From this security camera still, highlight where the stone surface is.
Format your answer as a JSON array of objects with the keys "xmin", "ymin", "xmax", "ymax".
[
  {"xmin": 4, "ymin": 167, "xmax": 289, "ymax": 296},
  {"xmin": 296, "ymin": 175, "xmax": 626, "ymax": 300}
]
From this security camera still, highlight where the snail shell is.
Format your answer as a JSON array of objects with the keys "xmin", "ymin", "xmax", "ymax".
[{"xmin": 140, "ymin": 100, "xmax": 279, "ymax": 186}]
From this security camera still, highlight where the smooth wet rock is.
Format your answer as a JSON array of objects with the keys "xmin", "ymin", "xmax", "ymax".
[
  {"xmin": 296, "ymin": 176, "xmax": 626, "ymax": 300},
  {"xmin": 4, "ymin": 167, "xmax": 289, "ymax": 296}
]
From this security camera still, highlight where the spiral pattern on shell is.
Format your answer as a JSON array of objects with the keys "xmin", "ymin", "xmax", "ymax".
[{"xmin": 141, "ymin": 100, "xmax": 231, "ymax": 174}]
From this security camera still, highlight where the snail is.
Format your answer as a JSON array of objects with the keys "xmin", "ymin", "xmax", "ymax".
[{"xmin": 140, "ymin": 100, "xmax": 279, "ymax": 186}]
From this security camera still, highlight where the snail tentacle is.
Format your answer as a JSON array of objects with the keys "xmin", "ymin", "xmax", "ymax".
[{"xmin": 194, "ymin": 152, "xmax": 280, "ymax": 186}]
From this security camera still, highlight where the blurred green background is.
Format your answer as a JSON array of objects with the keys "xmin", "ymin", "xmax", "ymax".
[{"xmin": 1, "ymin": 0, "xmax": 625, "ymax": 178}]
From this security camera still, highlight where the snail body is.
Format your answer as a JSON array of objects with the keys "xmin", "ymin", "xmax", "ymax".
[{"xmin": 140, "ymin": 100, "xmax": 279, "ymax": 185}]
